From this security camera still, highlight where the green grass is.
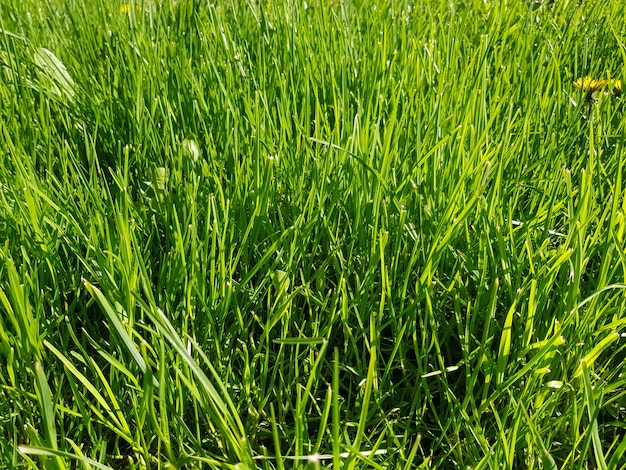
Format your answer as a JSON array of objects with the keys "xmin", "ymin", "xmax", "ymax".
[{"xmin": 1, "ymin": 0, "xmax": 626, "ymax": 467}]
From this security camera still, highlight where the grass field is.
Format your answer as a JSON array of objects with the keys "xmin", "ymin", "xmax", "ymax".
[{"xmin": 1, "ymin": 0, "xmax": 626, "ymax": 468}]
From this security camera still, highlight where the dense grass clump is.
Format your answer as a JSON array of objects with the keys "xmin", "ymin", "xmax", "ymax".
[{"xmin": 1, "ymin": 0, "xmax": 626, "ymax": 467}]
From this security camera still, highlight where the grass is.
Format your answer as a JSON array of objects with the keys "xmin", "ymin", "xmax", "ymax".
[{"xmin": 1, "ymin": 0, "xmax": 626, "ymax": 467}]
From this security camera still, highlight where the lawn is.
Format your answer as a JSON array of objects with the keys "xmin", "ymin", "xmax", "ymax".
[{"xmin": 1, "ymin": 0, "xmax": 626, "ymax": 468}]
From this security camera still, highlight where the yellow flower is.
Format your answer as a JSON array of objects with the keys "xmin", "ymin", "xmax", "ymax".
[
  {"xmin": 120, "ymin": 4, "xmax": 141, "ymax": 14},
  {"xmin": 573, "ymin": 76, "xmax": 611, "ymax": 93}
]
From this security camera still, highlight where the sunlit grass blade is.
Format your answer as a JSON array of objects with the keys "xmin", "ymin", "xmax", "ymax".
[
  {"xmin": 18, "ymin": 446, "xmax": 113, "ymax": 470},
  {"xmin": 33, "ymin": 362, "xmax": 65, "ymax": 470},
  {"xmin": 573, "ymin": 332, "xmax": 620, "ymax": 378},
  {"xmin": 83, "ymin": 280, "xmax": 158, "ymax": 387},
  {"xmin": 580, "ymin": 360, "xmax": 608, "ymax": 470}
]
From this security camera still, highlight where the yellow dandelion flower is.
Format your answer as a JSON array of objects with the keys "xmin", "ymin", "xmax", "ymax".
[
  {"xmin": 573, "ymin": 76, "xmax": 611, "ymax": 93},
  {"xmin": 120, "ymin": 4, "xmax": 142, "ymax": 14}
]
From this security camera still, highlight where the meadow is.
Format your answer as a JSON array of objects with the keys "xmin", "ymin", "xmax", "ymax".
[{"xmin": 1, "ymin": 0, "xmax": 626, "ymax": 467}]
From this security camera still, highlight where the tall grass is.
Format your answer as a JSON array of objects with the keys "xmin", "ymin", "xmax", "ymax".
[{"xmin": 1, "ymin": 0, "xmax": 626, "ymax": 467}]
